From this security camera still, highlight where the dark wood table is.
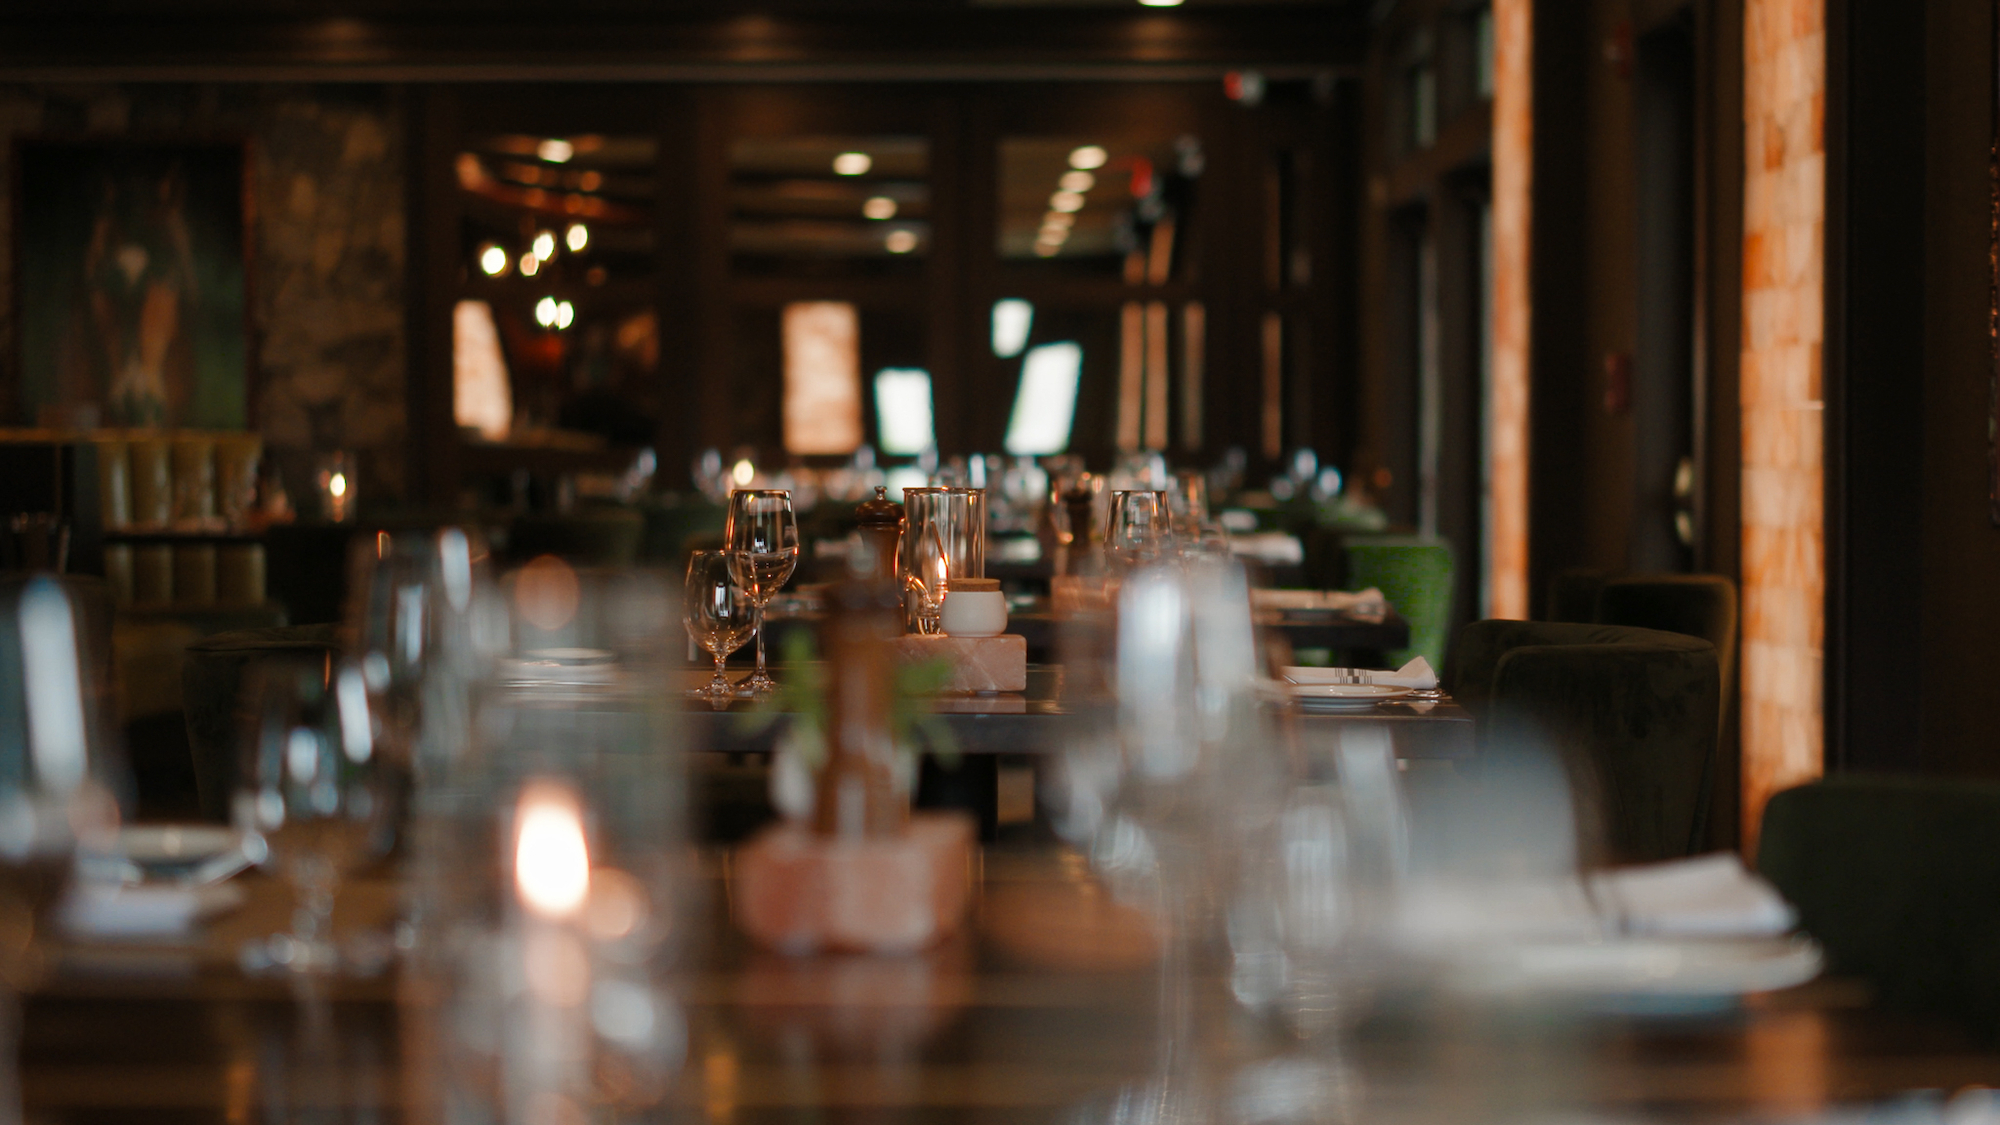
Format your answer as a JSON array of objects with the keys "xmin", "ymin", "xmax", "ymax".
[
  {"xmin": 20, "ymin": 846, "xmax": 2000, "ymax": 1123},
  {"xmin": 678, "ymin": 665, "xmax": 1472, "ymax": 839}
]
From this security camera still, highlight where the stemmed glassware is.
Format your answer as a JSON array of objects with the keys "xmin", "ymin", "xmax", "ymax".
[
  {"xmin": 683, "ymin": 550, "xmax": 756, "ymax": 699},
  {"xmin": 724, "ymin": 489, "xmax": 799, "ymax": 696},
  {"xmin": 235, "ymin": 657, "xmax": 393, "ymax": 973},
  {"xmin": 1108, "ymin": 490, "xmax": 1170, "ymax": 569},
  {"xmin": 0, "ymin": 578, "xmax": 120, "ymax": 1122}
]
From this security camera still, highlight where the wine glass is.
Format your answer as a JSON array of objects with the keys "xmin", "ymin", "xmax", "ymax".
[
  {"xmin": 235, "ymin": 657, "xmax": 392, "ymax": 974},
  {"xmin": 724, "ymin": 489, "xmax": 799, "ymax": 696},
  {"xmin": 1108, "ymin": 490, "xmax": 1169, "ymax": 569},
  {"xmin": 0, "ymin": 578, "xmax": 120, "ymax": 1121},
  {"xmin": 683, "ymin": 551, "xmax": 755, "ymax": 698}
]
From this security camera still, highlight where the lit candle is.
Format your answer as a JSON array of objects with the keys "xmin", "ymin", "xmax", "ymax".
[{"xmin": 510, "ymin": 780, "xmax": 592, "ymax": 1122}]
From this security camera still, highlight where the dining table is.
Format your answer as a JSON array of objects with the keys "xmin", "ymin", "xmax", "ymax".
[
  {"xmin": 19, "ymin": 838, "xmax": 2000, "ymax": 1124},
  {"xmin": 676, "ymin": 665, "xmax": 1473, "ymax": 839}
]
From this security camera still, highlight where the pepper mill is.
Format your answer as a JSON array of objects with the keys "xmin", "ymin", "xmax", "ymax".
[{"xmin": 852, "ymin": 485, "xmax": 905, "ymax": 585}]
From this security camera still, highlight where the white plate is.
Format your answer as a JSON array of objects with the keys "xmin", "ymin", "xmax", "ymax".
[
  {"xmin": 114, "ymin": 826, "xmax": 252, "ymax": 886},
  {"xmin": 1289, "ymin": 684, "xmax": 1412, "ymax": 709},
  {"xmin": 120, "ymin": 826, "xmax": 241, "ymax": 866}
]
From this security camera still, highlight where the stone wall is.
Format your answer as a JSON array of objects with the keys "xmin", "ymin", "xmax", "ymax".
[{"xmin": 0, "ymin": 83, "xmax": 409, "ymax": 503}]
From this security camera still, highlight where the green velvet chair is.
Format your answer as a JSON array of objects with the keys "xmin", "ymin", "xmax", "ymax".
[
  {"xmin": 1596, "ymin": 575, "xmax": 1739, "ymax": 726},
  {"xmin": 1545, "ymin": 568, "xmax": 1610, "ymax": 624},
  {"xmin": 1342, "ymin": 534, "xmax": 1455, "ymax": 670},
  {"xmin": 181, "ymin": 624, "xmax": 342, "ymax": 821},
  {"xmin": 1759, "ymin": 777, "xmax": 2000, "ymax": 1040},
  {"xmin": 1446, "ymin": 620, "xmax": 1719, "ymax": 864}
]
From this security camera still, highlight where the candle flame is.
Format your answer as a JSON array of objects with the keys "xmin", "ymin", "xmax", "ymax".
[{"xmin": 515, "ymin": 781, "xmax": 590, "ymax": 919}]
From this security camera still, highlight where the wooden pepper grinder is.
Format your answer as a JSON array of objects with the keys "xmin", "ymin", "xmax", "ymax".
[
  {"xmin": 813, "ymin": 577, "xmax": 906, "ymax": 838},
  {"xmin": 852, "ymin": 486, "xmax": 905, "ymax": 586}
]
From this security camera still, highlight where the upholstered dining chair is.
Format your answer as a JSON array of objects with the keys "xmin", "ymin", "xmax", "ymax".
[
  {"xmin": 1760, "ymin": 777, "xmax": 2000, "ymax": 1040},
  {"xmin": 1446, "ymin": 620, "xmax": 1720, "ymax": 864},
  {"xmin": 181, "ymin": 624, "xmax": 343, "ymax": 821}
]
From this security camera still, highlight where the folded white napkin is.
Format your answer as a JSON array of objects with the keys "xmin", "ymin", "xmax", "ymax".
[
  {"xmin": 1229, "ymin": 532, "xmax": 1305, "ymax": 565},
  {"xmin": 1251, "ymin": 586, "xmax": 1389, "ymax": 621},
  {"xmin": 1392, "ymin": 853, "xmax": 1796, "ymax": 950},
  {"xmin": 1282, "ymin": 656, "xmax": 1439, "ymax": 690},
  {"xmin": 1588, "ymin": 852, "xmax": 1797, "ymax": 937},
  {"xmin": 60, "ymin": 883, "xmax": 246, "ymax": 940}
]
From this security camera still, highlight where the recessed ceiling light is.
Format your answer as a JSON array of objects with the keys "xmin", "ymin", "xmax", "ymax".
[
  {"xmin": 885, "ymin": 229, "xmax": 918, "ymax": 254},
  {"xmin": 538, "ymin": 138, "xmax": 575, "ymax": 163},
  {"xmin": 1068, "ymin": 145, "xmax": 1108, "ymax": 171},
  {"xmin": 833, "ymin": 152, "xmax": 873, "ymax": 176},
  {"xmin": 863, "ymin": 196, "xmax": 898, "ymax": 220}
]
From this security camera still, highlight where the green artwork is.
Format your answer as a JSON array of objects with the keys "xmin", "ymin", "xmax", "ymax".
[{"xmin": 16, "ymin": 141, "xmax": 249, "ymax": 429}]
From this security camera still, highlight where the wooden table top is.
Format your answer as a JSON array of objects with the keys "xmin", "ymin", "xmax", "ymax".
[
  {"xmin": 19, "ymin": 840, "xmax": 2000, "ymax": 1123},
  {"xmin": 677, "ymin": 666, "xmax": 1473, "ymax": 759}
]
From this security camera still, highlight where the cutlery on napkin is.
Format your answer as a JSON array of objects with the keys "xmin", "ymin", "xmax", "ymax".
[{"xmin": 1282, "ymin": 656, "xmax": 1440, "ymax": 690}]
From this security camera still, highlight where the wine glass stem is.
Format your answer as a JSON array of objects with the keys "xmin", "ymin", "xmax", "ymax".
[
  {"xmin": 753, "ymin": 602, "xmax": 769, "ymax": 680},
  {"xmin": 712, "ymin": 650, "xmax": 730, "ymax": 693}
]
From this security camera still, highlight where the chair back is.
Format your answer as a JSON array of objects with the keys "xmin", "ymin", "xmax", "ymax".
[
  {"xmin": 1342, "ymin": 534, "xmax": 1454, "ymax": 669},
  {"xmin": 1760, "ymin": 777, "xmax": 2000, "ymax": 1039},
  {"xmin": 1449, "ymin": 619, "xmax": 1719, "ymax": 863},
  {"xmin": 181, "ymin": 624, "xmax": 342, "ymax": 821},
  {"xmin": 1596, "ymin": 574, "xmax": 1739, "ymax": 716}
]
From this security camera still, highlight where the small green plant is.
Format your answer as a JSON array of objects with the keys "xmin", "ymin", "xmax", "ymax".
[{"xmin": 738, "ymin": 628, "xmax": 958, "ymax": 776}]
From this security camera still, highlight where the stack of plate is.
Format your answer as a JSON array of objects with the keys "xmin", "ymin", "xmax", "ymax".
[{"xmin": 1282, "ymin": 682, "xmax": 1413, "ymax": 713}]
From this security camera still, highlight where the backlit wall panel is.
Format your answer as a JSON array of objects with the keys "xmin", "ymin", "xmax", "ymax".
[
  {"xmin": 1488, "ymin": 0, "xmax": 1532, "ymax": 620},
  {"xmin": 1740, "ymin": 0, "xmax": 1825, "ymax": 848}
]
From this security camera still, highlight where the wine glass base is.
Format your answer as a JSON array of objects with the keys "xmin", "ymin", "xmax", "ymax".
[{"xmin": 736, "ymin": 673, "xmax": 778, "ymax": 697}]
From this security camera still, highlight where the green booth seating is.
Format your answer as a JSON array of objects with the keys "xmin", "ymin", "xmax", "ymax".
[
  {"xmin": 1447, "ymin": 620, "xmax": 1719, "ymax": 864},
  {"xmin": 1760, "ymin": 777, "xmax": 2000, "ymax": 1040},
  {"xmin": 1343, "ymin": 535, "xmax": 1455, "ymax": 670},
  {"xmin": 181, "ymin": 624, "xmax": 342, "ymax": 822}
]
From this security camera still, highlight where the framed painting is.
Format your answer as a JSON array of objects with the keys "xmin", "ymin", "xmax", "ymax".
[{"xmin": 12, "ymin": 138, "xmax": 251, "ymax": 430}]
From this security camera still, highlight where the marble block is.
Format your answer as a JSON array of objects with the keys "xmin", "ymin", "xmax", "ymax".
[
  {"xmin": 891, "ymin": 633, "xmax": 1028, "ymax": 693},
  {"xmin": 733, "ymin": 813, "xmax": 977, "ymax": 955}
]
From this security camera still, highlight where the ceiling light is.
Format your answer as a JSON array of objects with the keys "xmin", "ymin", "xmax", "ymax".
[
  {"xmin": 1138, "ymin": 0, "xmax": 1185, "ymax": 6},
  {"xmin": 1049, "ymin": 191, "xmax": 1086, "ymax": 213},
  {"xmin": 863, "ymin": 196, "xmax": 898, "ymax": 220},
  {"xmin": 519, "ymin": 253, "xmax": 541, "ymax": 277},
  {"xmin": 885, "ymin": 229, "xmax": 918, "ymax": 254},
  {"xmin": 555, "ymin": 300, "xmax": 575, "ymax": 330},
  {"xmin": 565, "ymin": 223, "xmax": 588, "ymax": 252},
  {"xmin": 535, "ymin": 296, "xmax": 559, "ymax": 327},
  {"xmin": 478, "ymin": 244, "xmax": 509, "ymax": 276},
  {"xmin": 1059, "ymin": 170, "xmax": 1095, "ymax": 193},
  {"xmin": 531, "ymin": 231, "xmax": 556, "ymax": 261},
  {"xmin": 538, "ymin": 138, "xmax": 575, "ymax": 163},
  {"xmin": 833, "ymin": 152, "xmax": 872, "ymax": 176},
  {"xmin": 1068, "ymin": 145, "xmax": 1108, "ymax": 171},
  {"xmin": 1043, "ymin": 210, "xmax": 1075, "ymax": 228}
]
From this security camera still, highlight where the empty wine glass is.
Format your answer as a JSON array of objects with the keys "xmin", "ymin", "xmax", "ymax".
[
  {"xmin": 0, "ymin": 577, "xmax": 121, "ymax": 1122},
  {"xmin": 724, "ymin": 489, "xmax": 799, "ymax": 696},
  {"xmin": 683, "ymin": 550, "xmax": 755, "ymax": 699},
  {"xmin": 235, "ymin": 657, "xmax": 392, "ymax": 974},
  {"xmin": 1108, "ymin": 490, "xmax": 1169, "ymax": 568}
]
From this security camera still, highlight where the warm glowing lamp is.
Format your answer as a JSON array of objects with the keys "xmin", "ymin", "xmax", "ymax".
[{"xmin": 832, "ymin": 152, "xmax": 872, "ymax": 176}]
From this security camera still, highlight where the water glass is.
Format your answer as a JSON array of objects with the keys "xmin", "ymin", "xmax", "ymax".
[
  {"xmin": 1108, "ymin": 490, "xmax": 1169, "ymax": 568},
  {"xmin": 724, "ymin": 490, "xmax": 799, "ymax": 695},
  {"xmin": 683, "ymin": 551, "xmax": 755, "ymax": 698},
  {"xmin": 901, "ymin": 487, "xmax": 985, "ymax": 631},
  {"xmin": 235, "ymin": 657, "xmax": 393, "ymax": 974}
]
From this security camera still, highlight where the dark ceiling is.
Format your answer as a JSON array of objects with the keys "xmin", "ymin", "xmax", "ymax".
[{"xmin": 0, "ymin": 1, "xmax": 1374, "ymax": 82}]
